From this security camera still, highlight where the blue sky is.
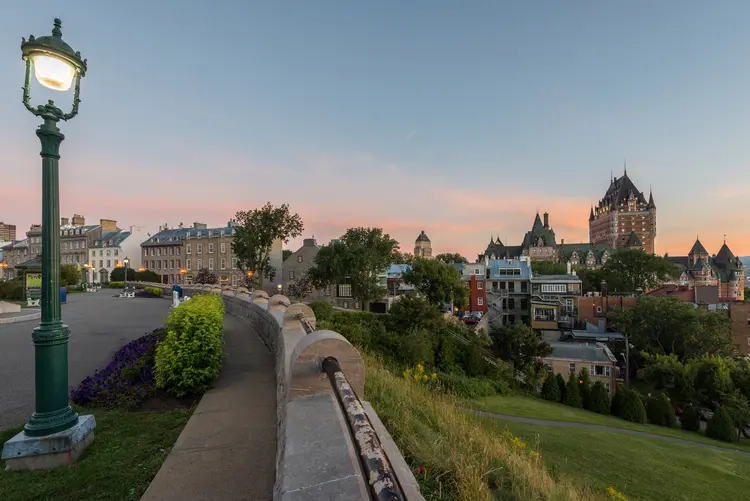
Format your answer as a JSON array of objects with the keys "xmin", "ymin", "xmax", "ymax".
[{"xmin": 1, "ymin": 1, "xmax": 749, "ymax": 257}]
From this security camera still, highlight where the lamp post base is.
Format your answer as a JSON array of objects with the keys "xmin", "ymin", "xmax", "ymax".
[{"xmin": 1, "ymin": 414, "xmax": 96, "ymax": 471}]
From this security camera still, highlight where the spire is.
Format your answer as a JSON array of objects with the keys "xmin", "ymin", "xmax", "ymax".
[
  {"xmin": 623, "ymin": 159, "xmax": 627, "ymax": 176},
  {"xmin": 648, "ymin": 186, "xmax": 655, "ymax": 207},
  {"xmin": 589, "ymin": 205, "xmax": 595, "ymax": 221}
]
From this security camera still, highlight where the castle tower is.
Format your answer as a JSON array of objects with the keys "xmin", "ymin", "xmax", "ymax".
[
  {"xmin": 589, "ymin": 167, "xmax": 657, "ymax": 254},
  {"xmin": 414, "ymin": 230, "xmax": 432, "ymax": 259}
]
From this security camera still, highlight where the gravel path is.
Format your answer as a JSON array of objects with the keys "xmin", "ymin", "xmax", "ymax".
[{"xmin": 471, "ymin": 409, "xmax": 750, "ymax": 457}]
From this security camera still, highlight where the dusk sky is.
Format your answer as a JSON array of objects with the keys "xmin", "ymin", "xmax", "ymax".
[{"xmin": 2, "ymin": 2, "xmax": 749, "ymax": 258}]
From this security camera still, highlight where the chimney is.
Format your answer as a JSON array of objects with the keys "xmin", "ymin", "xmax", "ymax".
[
  {"xmin": 72, "ymin": 214, "xmax": 85, "ymax": 226},
  {"xmin": 178, "ymin": 222, "xmax": 184, "ymax": 229},
  {"xmin": 61, "ymin": 217, "xmax": 69, "ymax": 226},
  {"xmin": 543, "ymin": 212, "xmax": 549, "ymax": 229},
  {"xmin": 100, "ymin": 219, "xmax": 118, "ymax": 231}
]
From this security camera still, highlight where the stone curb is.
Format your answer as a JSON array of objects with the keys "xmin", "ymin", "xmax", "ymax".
[{"xmin": 0, "ymin": 312, "xmax": 41, "ymax": 325}]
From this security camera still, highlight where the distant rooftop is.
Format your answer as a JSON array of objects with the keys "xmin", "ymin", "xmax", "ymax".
[{"xmin": 546, "ymin": 342, "xmax": 616, "ymax": 363}]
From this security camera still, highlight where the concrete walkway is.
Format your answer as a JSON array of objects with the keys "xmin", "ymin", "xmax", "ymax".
[
  {"xmin": 472, "ymin": 409, "xmax": 750, "ymax": 457},
  {"xmin": 142, "ymin": 314, "xmax": 277, "ymax": 501}
]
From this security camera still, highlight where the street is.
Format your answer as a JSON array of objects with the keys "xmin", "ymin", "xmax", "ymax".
[{"xmin": 0, "ymin": 291, "xmax": 170, "ymax": 429}]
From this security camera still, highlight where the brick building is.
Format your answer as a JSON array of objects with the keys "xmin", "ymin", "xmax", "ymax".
[{"xmin": 0, "ymin": 222, "xmax": 16, "ymax": 241}]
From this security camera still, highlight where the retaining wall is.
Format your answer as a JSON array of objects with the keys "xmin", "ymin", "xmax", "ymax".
[{"xmin": 136, "ymin": 282, "xmax": 424, "ymax": 501}]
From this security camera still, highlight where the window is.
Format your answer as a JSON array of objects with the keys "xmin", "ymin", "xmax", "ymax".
[
  {"xmin": 156, "ymin": 249, "xmax": 160, "ymax": 256},
  {"xmin": 288, "ymin": 271, "xmax": 295, "ymax": 280},
  {"xmin": 209, "ymin": 258, "xmax": 215, "ymax": 270},
  {"xmin": 508, "ymin": 298, "xmax": 515, "ymax": 309},
  {"xmin": 150, "ymin": 249, "xmax": 154, "ymax": 256},
  {"xmin": 209, "ymin": 243, "xmax": 214, "ymax": 253},
  {"xmin": 197, "ymin": 258, "xmax": 203, "ymax": 269},
  {"xmin": 186, "ymin": 244, "xmax": 191, "ymax": 255},
  {"xmin": 169, "ymin": 260, "xmax": 174, "ymax": 269},
  {"xmin": 186, "ymin": 259, "xmax": 191, "ymax": 271},
  {"xmin": 232, "ymin": 257, "xmax": 237, "ymax": 269},
  {"xmin": 99, "ymin": 260, "xmax": 104, "ymax": 268},
  {"xmin": 596, "ymin": 306, "xmax": 603, "ymax": 313},
  {"xmin": 169, "ymin": 248, "xmax": 173, "ymax": 256},
  {"xmin": 339, "ymin": 284, "xmax": 352, "ymax": 297},
  {"xmin": 534, "ymin": 307, "xmax": 556, "ymax": 321},
  {"xmin": 477, "ymin": 281, "xmax": 483, "ymax": 290},
  {"xmin": 99, "ymin": 250, "xmax": 103, "ymax": 257},
  {"xmin": 508, "ymin": 314, "xmax": 515, "ymax": 324},
  {"xmin": 163, "ymin": 260, "xmax": 167, "ymax": 269},
  {"xmin": 569, "ymin": 363, "xmax": 576, "ymax": 374},
  {"xmin": 231, "ymin": 275, "xmax": 237, "ymax": 287},
  {"xmin": 297, "ymin": 255, "xmax": 303, "ymax": 263},
  {"xmin": 221, "ymin": 242, "xmax": 226, "ymax": 253},
  {"xmin": 150, "ymin": 260, "xmax": 155, "ymax": 269},
  {"xmin": 221, "ymin": 258, "xmax": 226, "ymax": 269},
  {"xmin": 197, "ymin": 231, "xmax": 202, "ymax": 238},
  {"xmin": 106, "ymin": 259, "xmax": 111, "ymax": 268},
  {"xmin": 197, "ymin": 244, "xmax": 203, "ymax": 254},
  {"xmin": 92, "ymin": 250, "xmax": 96, "ymax": 257},
  {"xmin": 747, "ymin": 319, "xmax": 750, "ymax": 328},
  {"xmin": 176, "ymin": 247, "xmax": 180, "ymax": 255},
  {"xmin": 520, "ymin": 298, "xmax": 528, "ymax": 310},
  {"xmin": 541, "ymin": 284, "xmax": 567, "ymax": 293},
  {"xmin": 478, "ymin": 297, "xmax": 484, "ymax": 306},
  {"xmin": 474, "ymin": 268, "xmax": 480, "ymax": 275},
  {"xmin": 74, "ymin": 241, "xmax": 79, "ymax": 249}
]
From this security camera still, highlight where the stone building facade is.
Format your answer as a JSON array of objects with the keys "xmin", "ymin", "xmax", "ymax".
[
  {"xmin": 282, "ymin": 238, "xmax": 321, "ymax": 296},
  {"xmin": 668, "ymin": 238, "xmax": 745, "ymax": 301},
  {"xmin": 0, "ymin": 222, "xmax": 16, "ymax": 241},
  {"xmin": 414, "ymin": 231, "xmax": 432, "ymax": 258},
  {"xmin": 589, "ymin": 168, "xmax": 656, "ymax": 255}
]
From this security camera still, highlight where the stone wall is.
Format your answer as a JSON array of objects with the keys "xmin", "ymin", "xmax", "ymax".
[{"xmin": 136, "ymin": 282, "xmax": 424, "ymax": 501}]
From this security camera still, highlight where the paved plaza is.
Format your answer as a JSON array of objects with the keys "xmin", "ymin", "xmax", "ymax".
[{"xmin": 0, "ymin": 292, "xmax": 170, "ymax": 429}]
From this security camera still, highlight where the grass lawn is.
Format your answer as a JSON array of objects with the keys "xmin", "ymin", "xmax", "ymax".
[
  {"xmin": 473, "ymin": 394, "xmax": 750, "ymax": 453},
  {"xmin": 488, "ymin": 419, "xmax": 750, "ymax": 501},
  {"xmin": 0, "ymin": 407, "xmax": 191, "ymax": 501}
]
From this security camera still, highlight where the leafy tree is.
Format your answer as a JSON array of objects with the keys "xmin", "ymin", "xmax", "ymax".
[
  {"xmin": 564, "ymin": 372, "xmax": 583, "ymax": 408},
  {"xmin": 612, "ymin": 296, "xmax": 735, "ymax": 362},
  {"xmin": 308, "ymin": 227, "xmax": 398, "ymax": 310},
  {"xmin": 706, "ymin": 406, "xmax": 737, "ymax": 442},
  {"xmin": 489, "ymin": 322, "xmax": 552, "ymax": 374},
  {"xmin": 611, "ymin": 386, "xmax": 625, "ymax": 416},
  {"xmin": 578, "ymin": 367, "xmax": 592, "ymax": 409},
  {"xmin": 688, "ymin": 355, "xmax": 735, "ymax": 403},
  {"xmin": 194, "ymin": 268, "xmax": 217, "ymax": 285},
  {"xmin": 638, "ymin": 353, "xmax": 696, "ymax": 405},
  {"xmin": 402, "ymin": 257, "xmax": 467, "ymax": 309},
  {"xmin": 435, "ymin": 253, "xmax": 468, "ymax": 264},
  {"xmin": 531, "ymin": 260, "xmax": 566, "ymax": 276},
  {"xmin": 574, "ymin": 267, "xmax": 606, "ymax": 294},
  {"xmin": 392, "ymin": 250, "xmax": 415, "ymax": 265},
  {"xmin": 60, "ymin": 264, "xmax": 80, "ymax": 287},
  {"xmin": 540, "ymin": 372, "xmax": 561, "ymax": 402},
  {"xmin": 556, "ymin": 373, "xmax": 567, "ymax": 402},
  {"xmin": 589, "ymin": 382, "xmax": 611, "ymax": 415},
  {"xmin": 680, "ymin": 404, "xmax": 701, "ymax": 431},
  {"xmin": 287, "ymin": 273, "xmax": 314, "ymax": 301},
  {"xmin": 601, "ymin": 248, "xmax": 680, "ymax": 293},
  {"xmin": 135, "ymin": 269, "xmax": 161, "ymax": 283},
  {"xmin": 233, "ymin": 203, "xmax": 304, "ymax": 288},
  {"xmin": 110, "ymin": 267, "xmax": 136, "ymax": 282},
  {"xmin": 646, "ymin": 393, "xmax": 676, "ymax": 427},
  {"xmin": 617, "ymin": 389, "xmax": 647, "ymax": 424},
  {"xmin": 282, "ymin": 249, "xmax": 293, "ymax": 262},
  {"xmin": 386, "ymin": 293, "xmax": 444, "ymax": 335}
]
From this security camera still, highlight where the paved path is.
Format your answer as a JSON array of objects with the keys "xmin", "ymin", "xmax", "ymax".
[
  {"xmin": 0, "ymin": 292, "xmax": 170, "ymax": 429},
  {"xmin": 472, "ymin": 409, "xmax": 750, "ymax": 457},
  {"xmin": 141, "ymin": 314, "xmax": 277, "ymax": 501}
]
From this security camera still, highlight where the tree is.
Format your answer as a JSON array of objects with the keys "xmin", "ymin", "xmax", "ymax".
[
  {"xmin": 60, "ymin": 264, "xmax": 80, "ymax": 287},
  {"xmin": 392, "ymin": 250, "xmax": 414, "ymax": 265},
  {"xmin": 706, "ymin": 406, "xmax": 737, "ymax": 442},
  {"xmin": 435, "ymin": 253, "xmax": 468, "ymax": 264},
  {"xmin": 233, "ymin": 203, "xmax": 304, "ymax": 288},
  {"xmin": 638, "ymin": 353, "xmax": 696, "ymax": 405},
  {"xmin": 489, "ymin": 322, "xmax": 552, "ymax": 374},
  {"xmin": 577, "ymin": 368, "xmax": 592, "ymax": 409},
  {"xmin": 589, "ymin": 382, "xmax": 611, "ymax": 415},
  {"xmin": 110, "ymin": 267, "xmax": 136, "ymax": 282},
  {"xmin": 531, "ymin": 260, "xmax": 566, "ymax": 276},
  {"xmin": 617, "ymin": 389, "xmax": 647, "ymax": 424},
  {"xmin": 195, "ymin": 268, "xmax": 217, "ymax": 285},
  {"xmin": 308, "ymin": 227, "xmax": 398, "ymax": 310},
  {"xmin": 401, "ymin": 257, "xmax": 467, "ymax": 309},
  {"xmin": 574, "ymin": 267, "xmax": 606, "ymax": 294},
  {"xmin": 613, "ymin": 296, "xmax": 735, "ymax": 363},
  {"xmin": 540, "ymin": 372, "xmax": 562, "ymax": 402},
  {"xmin": 282, "ymin": 249, "xmax": 293, "ymax": 262},
  {"xmin": 601, "ymin": 248, "xmax": 679, "ymax": 293},
  {"xmin": 556, "ymin": 373, "xmax": 567, "ymax": 402},
  {"xmin": 680, "ymin": 404, "xmax": 701, "ymax": 431},
  {"xmin": 646, "ymin": 393, "xmax": 676, "ymax": 427},
  {"xmin": 135, "ymin": 269, "xmax": 160, "ymax": 283},
  {"xmin": 287, "ymin": 274, "xmax": 314, "ymax": 302},
  {"xmin": 564, "ymin": 372, "xmax": 583, "ymax": 408}
]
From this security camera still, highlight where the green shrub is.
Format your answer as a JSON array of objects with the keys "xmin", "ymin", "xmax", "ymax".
[
  {"xmin": 398, "ymin": 328, "xmax": 434, "ymax": 367},
  {"xmin": 309, "ymin": 300, "xmax": 334, "ymax": 322},
  {"xmin": 556, "ymin": 373, "xmax": 567, "ymax": 402},
  {"xmin": 617, "ymin": 389, "xmax": 647, "ymax": 424},
  {"xmin": 540, "ymin": 372, "xmax": 561, "ymax": 402},
  {"xmin": 705, "ymin": 406, "xmax": 737, "ymax": 443},
  {"xmin": 578, "ymin": 368, "xmax": 592, "ymax": 409},
  {"xmin": 680, "ymin": 403, "xmax": 701, "ymax": 432},
  {"xmin": 646, "ymin": 393, "xmax": 676, "ymax": 427},
  {"xmin": 564, "ymin": 372, "xmax": 583, "ymax": 408},
  {"xmin": 0, "ymin": 280, "xmax": 23, "ymax": 301},
  {"xmin": 155, "ymin": 294, "xmax": 225, "ymax": 397},
  {"xmin": 144, "ymin": 286, "xmax": 163, "ymax": 298},
  {"xmin": 434, "ymin": 372, "xmax": 497, "ymax": 399},
  {"xmin": 589, "ymin": 382, "xmax": 611, "ymax": 415},
  {"xmin": 108, "ymin": 281, "xmax": 125, "ymax": 288}
]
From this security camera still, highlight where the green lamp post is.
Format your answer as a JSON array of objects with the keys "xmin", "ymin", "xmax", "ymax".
[{"xmin": 20, "ymin": 18, "xmax": 87, "ymax": 437}]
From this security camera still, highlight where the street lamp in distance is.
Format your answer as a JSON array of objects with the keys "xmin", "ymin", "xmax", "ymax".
[
  {"xmin": 1, "ymin": 18, "xmax": 95, "ymax": 472},
  {"xmin": 123, "ymin": 257, "xmax": 130, "ymax": 289}
]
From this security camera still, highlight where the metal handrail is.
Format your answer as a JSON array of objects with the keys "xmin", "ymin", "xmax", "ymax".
[{"xmin": 322, "ymin": 357, "xmax": 406, "ymax": 501}]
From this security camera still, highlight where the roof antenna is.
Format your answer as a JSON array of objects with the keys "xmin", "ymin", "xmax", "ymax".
[{"xmin": 724, "ymin": 234, "xmax": 727, "ymax": 244}]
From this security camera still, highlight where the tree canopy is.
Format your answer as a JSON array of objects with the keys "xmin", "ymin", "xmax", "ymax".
[
  {"xmin": 435, "ymin": 253, "xmax": 468, "ymax": 264},
  {"xmin": 232, "ymin": 203, "xmax": 304, "ymax": 287},
  {"xmin": 489, "ymin": 322, "xmax": 552, "ymax": 375},
  {"xmin": 530, "ymin": 260, "xmax": 566, "ymax": 276},
  {"xmin": 401, "ymin": 257, "xmax": 467, "ymax": 309},
  {"xmin": 612, "ymin": 296, "xmax": 735, "ymax": 362},
  {"xmin": 601, "ymin": 248, "xmax": 679, "ymax": 293},
  {"xmin": 194, "ymin": 268, "xmax": 217, "ymax": 284},
  {"xmin": 308, "ymin": 227, "xmax": 398, "ymax": 310},
  {"xmin": 110, "ymin": 267, "xmax": 136, "ymax": 282},
  {"xmin": 287, "ymin": 273, "xmax": 314, "ymax": 301},
  {"xmin": 392, "ymin": 250, "xmax": 414, "ymax": 265}
]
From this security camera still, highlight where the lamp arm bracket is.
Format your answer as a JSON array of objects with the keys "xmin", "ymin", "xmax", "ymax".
[{"xmin": 62, "ymin": 73, "xmax": 82, "ymax": 121}]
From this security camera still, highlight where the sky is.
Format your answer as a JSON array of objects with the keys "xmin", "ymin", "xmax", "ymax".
[{"xmin": 1, "ymin": 1, "xmax": 750, "ymax": 259}]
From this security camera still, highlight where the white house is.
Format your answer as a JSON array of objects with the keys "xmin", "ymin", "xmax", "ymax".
[{"xmin": 87, "ymin": 226, "xmax": 149, "ymax": 283}]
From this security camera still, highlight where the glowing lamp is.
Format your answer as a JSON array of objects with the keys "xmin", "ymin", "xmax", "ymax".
[{"xmin": 32, "ymin": 54, "xmax": 76, "ymax": 91}]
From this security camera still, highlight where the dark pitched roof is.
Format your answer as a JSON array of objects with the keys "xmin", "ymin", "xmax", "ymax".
[
  {"xmin": 689, "ymin": 239, "xmax": 708, "ymax": 256},
  {"xmin": 623, "ymin": 231, "xmax": 642, "ymax": 247},
  {"xmin": 557, "ymin": 243, "xmax": 611, "ymax": 265},
  {"xmin": 648, "ymin": 190, "xmax": 655, "ymax": 208},
  {"xmin": 715, "ymin": 243, "xmax": 736, "ymax": 264},
  {"xmin": 602, "ymin": 172, "xmax": 648, "ymax": 206},
  {"xmin": 415, "ymin": 230, "xmax": 430, "ymax": 243},
  {"xmin": 589, "ymin": 206, "xmax": 595, "ymax": 221}
]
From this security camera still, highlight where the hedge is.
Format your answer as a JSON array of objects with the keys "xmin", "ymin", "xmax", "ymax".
[
  {"xmin": 706, "ymin": 406, "xmax": 737, "ymax": 443},
  {"xmin": 155, "ymin": 293, "xmax": 225, "ymax": 397},
  {"xmin": 144, "ymin": 286, "xmax": 163, "ymax": 298},
  {"xmin": 680, "ymin": 404, "xmax": 701, "ymax": 432},
  {"xmin": 646, "ymin": 393, "xmax": 676, "ymax": 427}
]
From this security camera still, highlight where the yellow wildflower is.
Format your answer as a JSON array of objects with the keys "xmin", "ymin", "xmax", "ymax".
[
  {"xmin": 416, "ymin": 363, "xmax": 424, "ymax": 373},
  {"xmin": 606, "ymin": 487, "xmax": 628, "ymax": 501},
  {"xmin": 431, "ymin": 372, "xmax": 438, "ymax": 381},
  {"xmin": 530, "ymin": 450, "xmax": 541, "ymax": 460},
  {"xmin": 422, "ymin": 374, "xmax": 429, "ymax": 381}
]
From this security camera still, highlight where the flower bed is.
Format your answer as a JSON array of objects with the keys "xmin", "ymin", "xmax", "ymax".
[{"xmin": 71, "ymin": 330, "xmax": 165, "ymax": 409}]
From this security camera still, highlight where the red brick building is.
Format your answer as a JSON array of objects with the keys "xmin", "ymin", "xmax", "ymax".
[{"xmin": 464, "ymin": 269, "xmax": 487, "ymax": 313}]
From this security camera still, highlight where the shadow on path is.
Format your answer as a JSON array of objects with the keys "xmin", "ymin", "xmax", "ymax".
[{"xmin": 471, "ymin": 409, "xmax": 750, "ymax": 457}]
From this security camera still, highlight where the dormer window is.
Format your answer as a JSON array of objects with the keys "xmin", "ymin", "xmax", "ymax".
[{"xmin": 197, "ymin": 231, "xmax": 202, "ymax": 238}]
